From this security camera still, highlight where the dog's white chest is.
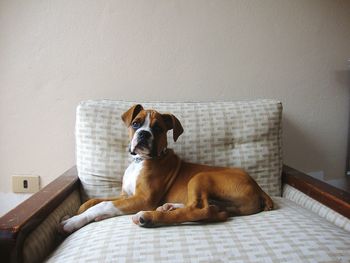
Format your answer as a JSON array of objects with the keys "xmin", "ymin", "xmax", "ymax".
[{"xmin": 122, "ymin": 160, "xmax": 143, "ymax": 196}]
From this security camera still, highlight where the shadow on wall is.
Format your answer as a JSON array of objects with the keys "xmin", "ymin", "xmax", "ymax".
[
  {"xmin": 284, "ymin": 69, "xmax": 350, "ymax": 179},
  {"xmin": 282, "ymin": 115, "xmax": 328, "ymax": 177},
  {"xmin": 334, "ymin": 69, "xmax": 350, "ymax": 88},
  {"xmin": 335, "ymin": 69, "xmax": 350, "ymax": 174}
]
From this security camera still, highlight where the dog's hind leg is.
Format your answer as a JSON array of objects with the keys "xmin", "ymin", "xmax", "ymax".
[{"xmin": 132, "ymin": 175, "xmax": 228, "ymax": 227}]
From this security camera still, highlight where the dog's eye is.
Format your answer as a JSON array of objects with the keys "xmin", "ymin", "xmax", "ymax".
[{"xmin": 132, "ymin": 122, "xmax": 141, "ymax": 129}]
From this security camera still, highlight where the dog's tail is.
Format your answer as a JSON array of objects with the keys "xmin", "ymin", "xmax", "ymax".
[{"xmin": 261, "ymin": 190, "xmax": 273, "ymax": 211}]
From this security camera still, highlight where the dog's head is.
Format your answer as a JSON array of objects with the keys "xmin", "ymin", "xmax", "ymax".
[{"xmin": 121, "ymin": 104, "xmax": 183, "ymax": 159}]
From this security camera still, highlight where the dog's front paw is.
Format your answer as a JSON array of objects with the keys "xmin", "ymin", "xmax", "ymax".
[
  {"xmin": 132, "ymin": 211, "xmax": 154, "ymax": 227},
  {"xmin": 58, "ymin": 215, "xmax": 71, "ymax": 235},
  {"xmin": 58, "ymin": 215, "xmax": 87, "ymax": 234}
]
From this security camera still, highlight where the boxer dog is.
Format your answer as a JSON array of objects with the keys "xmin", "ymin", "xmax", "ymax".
[{"xmin": 60, "ymin": 104, "xmax": 273, "ymax": 233}]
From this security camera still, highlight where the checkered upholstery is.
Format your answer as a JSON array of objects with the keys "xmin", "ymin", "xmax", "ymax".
[
  {"xmin": 46, "ymin": 196, "xmax": 350, "ymax": 263},
  {"xmin": 76, "ymin": 100, "xmax": 283, "ymax": 200}
]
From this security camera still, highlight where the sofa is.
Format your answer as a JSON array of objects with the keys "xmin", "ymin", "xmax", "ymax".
[{"xmin": 0, "ymin": 99, "xmax": 349, "ymax": 263}]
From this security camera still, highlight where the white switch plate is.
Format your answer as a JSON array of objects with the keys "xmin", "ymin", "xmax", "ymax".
[{"xmin": 12, "ymin": 175, "xmax": 40, "ymax": 193}]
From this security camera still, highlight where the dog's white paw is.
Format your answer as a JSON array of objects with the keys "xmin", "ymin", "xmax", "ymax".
[
  {"xmin": 59, "ymin": 215, "xmax": 88, "ymax": 234},
  {"xmin": 132, "ymin": 211, "xmax": 145, "ymax": 225},
  {"xmin": 132, "ymin": 211, "xmax": 154, "ymax": 227}
]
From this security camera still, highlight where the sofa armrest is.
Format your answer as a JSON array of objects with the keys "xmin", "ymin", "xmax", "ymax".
[
  {"xmin": 282, "ymin": 165, "xmax": 350, "ymax": 219},
  {"xmin": 0, "ymin": 166, "xmax": 80, "ymax": 263}
]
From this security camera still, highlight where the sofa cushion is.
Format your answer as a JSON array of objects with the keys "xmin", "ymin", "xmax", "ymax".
[
  {"xmin": 75, "ymin": 100, "xmax": 282, "ymax": 200},
  {"xmin": 46, "ymin": 197, "xmax": 350, "ymax": 262}
]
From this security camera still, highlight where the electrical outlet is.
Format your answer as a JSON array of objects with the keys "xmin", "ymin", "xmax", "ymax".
[{"xmin": 12, "ymin": 175, "xmax": 40, "ymax": 193}]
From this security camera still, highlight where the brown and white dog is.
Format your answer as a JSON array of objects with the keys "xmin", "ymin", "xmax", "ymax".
[{"xmin": 60, "ymin": 104, "xmax": 273, "ymax": 233}]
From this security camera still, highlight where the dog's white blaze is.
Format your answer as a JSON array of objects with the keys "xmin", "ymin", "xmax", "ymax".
[
  {"xmin": 140, "ymin": 112, "xmax": 152, "ymax": 132},
  {"xmin": 61, "ymin": 201, "xmax": 122, "ymax": 233},
  {"xmin": 123, "ymin": 159, "xmax": 143, "ymax": 196}
]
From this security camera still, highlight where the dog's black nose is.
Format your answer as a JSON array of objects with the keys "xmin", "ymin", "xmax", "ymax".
[{"xmin": 138, "ymin": 130, "xmax": 152, "ymax": 140}]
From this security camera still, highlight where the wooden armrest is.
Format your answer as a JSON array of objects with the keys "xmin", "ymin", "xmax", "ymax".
[
  {"xmin": 282, "ymin": 164, "xmax": 350, "ymax": 218},
  {"xmin": 0, "ymin": 166, "xmax": 80, "ymax": 263}
]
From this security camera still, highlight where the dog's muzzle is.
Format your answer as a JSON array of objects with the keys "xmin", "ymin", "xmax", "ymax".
[{"xmin": 130, "ymin": 130, "xmax": 153, "ymax": 156}]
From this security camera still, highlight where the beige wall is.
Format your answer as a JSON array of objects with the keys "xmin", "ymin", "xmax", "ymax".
[{"xmin": 1, "ymin": 0, "xmax": 349, "ymax": 195}]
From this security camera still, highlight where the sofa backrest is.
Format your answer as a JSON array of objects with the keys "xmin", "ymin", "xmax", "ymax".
[{"xmin": 76, "ymin": 100, "xmax": 283, "ymax": 200}]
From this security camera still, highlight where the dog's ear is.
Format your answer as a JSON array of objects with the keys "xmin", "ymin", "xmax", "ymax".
[
  {"xmin": 121, "ymin": 104, "xmax": 144, "ymax": 126},
  {"xmin": 162, "ymin": 114, "xmax": 184, "ymax": 142}
]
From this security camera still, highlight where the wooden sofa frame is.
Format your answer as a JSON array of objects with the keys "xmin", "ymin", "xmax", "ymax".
[{"xmin": 1, "ymin": 165, "xmax": 349, "ymax": 263}]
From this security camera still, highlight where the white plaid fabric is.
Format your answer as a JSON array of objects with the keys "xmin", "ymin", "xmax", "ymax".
[
  {"xmin": 46, "ymin": 197, "xmax": 350, "ymax": 263},
  {"xmin": 76, "ymin": 100, "xmax": 283, "ymax": 200}
]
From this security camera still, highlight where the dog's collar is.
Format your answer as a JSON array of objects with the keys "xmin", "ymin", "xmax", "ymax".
[
  {"xmin": 133, "ymin": 148, "xmax": 168, "ymax": 163},
  {"xmin": 133, "ymin": 156, "xmax": 144, "ymax": 163}
]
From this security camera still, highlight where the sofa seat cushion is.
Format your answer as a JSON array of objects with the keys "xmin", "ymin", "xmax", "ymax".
[
  {"xmin": 76, "ymin": 100, "xmax": 283, "ymax": 200},
  {"xmin": 46, "ymin": 197, "xmax": 350, "ymax": 263}
]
